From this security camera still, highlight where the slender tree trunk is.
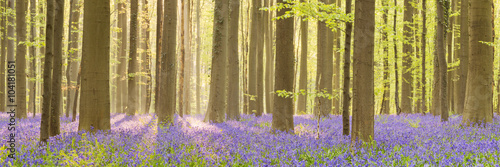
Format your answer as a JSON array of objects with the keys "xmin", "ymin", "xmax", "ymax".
[
  {"xmin": 394, "ymin": 0, "xmax": 401, "ymax": 115},
  {"xmin": 158, "ymin": 0, "xmax": 177, "ymax": 125},
  {"xmin": 264, "ymin": 0, "xmax": 274, "ymax": 115},
  {"xmin": 315, "ymin": 0, "xmax": 332, "ymax": 117},
  {"xmin": 447, "ymin": 0, "xmax": 454, "ymax": 114},
  {"xmin": 183, "ymin": 0, "xmax": 192, "ymax": 116},
  {"xmin": 421, "ymin": 0, "xmax": 427, "ymax": 113},
  {"xmin": 272, "ymin": 0, "xmax": 294, "ymax": 133},
  {"xmin": 15, "ymin": 0, "xmax": 27, "ymax": 119},
  {"xmin": 66, "ymin": 0, "xmax": 80, "ymax": 118},
  {"xmin": 342, "ymin": 0, "xmax": 353, "ymax": 136},
  {"xmin": 401, "ymin": 0, "xmax": 414, "ymax": 114},
  {"xmin": 195, "ymin": 0, "xmax": 201, "ymax": 114},
  {"xmin": 205, "ymin": 0, "xmax": 228, "ymax": 123},
  {"xmin": 351, "ymin": 0, "xmax": 375, "ymax": 142},
  {"xmin": 379, "ymin": 0, "xmax": 390, "ymax": 115},
  {"xmin": 457, "ymin": 0, "xmax": 468, "ymax": 115},
  {"xmin": 297, "ymin": 0, "xmax": 308, "ymax": 114},
  {"xmin": 248, "ymin": 0, "xmax": 261, "ymax": 115},
  {"xmin": 143, "ymin": 0, "xmax": 152, "ymax": 113},
  {"xmin": 333, "ymin": 0, "xmax": 341, "ymax": 115},
  {"xmin": 29, "ymin": 0, "xmax": 37, "ymax": 116},
  {"xmin": 48, "ymin": 0, "xmax": 64, "ymax": 136},
  {"xmin": 155, "ymin": 0, "xmax": 163, "ymax": 114},
  {"xmin": 127, "ymin": 0, "xmax": 139, "ymax": 115},
  {"xmin": 436, "ymin": 0, "xmax": 448, "ymax": 121},
  {"xmin": 71, "ymin": 67, "xmax": 81, "ymax": 122},
  {"xmin": 117, "ymin": 0, "xmax": 128, "ymax": 113},
  {"xmin": 0, "ymin": 0, "xmax": 6, "ymax": 113},
  {"xmin": 256, "ymin": 0, "xmax": 265, "ymax": 117},
  {"xmin": 40, "ymin": 0, "xmax": 54, "ymax": 143},
  {"xmin": 227, "ymin": 0, "xmax": 240, "ymax": 120},
  {"xmin": 463, "ymin": 0, "xmax": 493, "ymax": 125},
  {"xmin": 79, "ymin": 0, "xmax": 111, "ymax": 132},
  {"xmin": 178, "ymin": 0, "xmax": 185, "ymax": 117}
]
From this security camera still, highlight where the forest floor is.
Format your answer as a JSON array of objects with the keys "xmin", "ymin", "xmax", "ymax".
[{"xmin": 1, "ymin": 113, "xmax": 499, "ymax": 166}]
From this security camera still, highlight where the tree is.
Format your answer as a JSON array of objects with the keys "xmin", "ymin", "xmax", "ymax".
[
  {"xmin": 16, "ymin": 0, "xmax": 27, "ymax": 119},
  {"xmin": 264, "ymin": 0, "xmax": 274, "ymax": 115},
  {"xmin": 49, "ymin": 0, "xmax": 65, "ymax": 136},
  {"xmin": 421, "ymin": 0, "xmax": 427, "ymax": 113},
  {"xmin": 66, "ymin": 0, "xmax": 81, "ymax": 118},
  {"xmin": 342, "ymin": 0, "xmax": 353, "ymax": 136},
  {"xmin": 79, "ymin": 0, "xmax": 111, "ymax": 132},
  {"xmin": 401, "ymin": 0, "xmax": 414, "ymax": 114},
  {"xmin": 436, "ymin": 0, "xmax": 448, "ymax": 121},
  {"xmin": 379, "ymin": 0, "xmax": 390, "ymax": 115},
  {"xmin": 155, "ymin": 0, "xmax": 163, "ymax": 114},
  {"xmin": 456, "ymin": 0, "xmax": 468, "ymax": 115},
  {"xmin": 394, "ymin": 0, "xmax": 401, "ymax": 115},
  {"xmin": 40, "ymin": 0, "xmax": 54, "ymax": 143},
  {"xmin": 316, "ymin": 0, "xmax": 333, "ymax": 117},
  {"xmin": 195, "ymin": 0, "xmax": 201, "ymax": 114},
  {"xmin": 178, "ymin": 0, "xmax": 186, "ymax": 117},
  {"xmin": 272, "ymin": 0, "xmax": 294, "ymax": 133},
  {"xmin": 462, "ymin": 0, "xmax": 493, "ymax": 125},
  {"xmin": 248, "ymin": 0, "xmax": 260, "ymax": 115},
  {"xmin": 127, "ymin": 0, "xmax": 139, "ymax": 116},
  {"xmin": 297, "ymin": 0, "xmax": 308, "ymax": 114},
  {"xmin": 117, "ymin": 0, "xmax": 128, "ymax": 113},
  {"xmin": 333, "ymin": 0, "xmax": 341, "ymax": 115},
  {"xmin": 227, "ymin": 0, "xmax": 240, "ymax": 121},
  {"xmin": 206, "ymin": 0, "xmax": 228, "ymax": 123},
  {"xmin": 29, "ymin": 0, "xmax": 37, "ymax": 116},
  {"xmin": 0, "ymin": 0, "xmax": 6, "ymax": 113},
  {"xmin": 183, "ymin": 0, "xmax": 192, "ymax": 116},
  {"xmin": 158, "ymin": 0, "xmax": 177, "ymax": 125},
  {"xmin": 142, "ymin": 0, "xmax": 152, "ymax": 113},
  {"xmin": 351, "ymin": 0, "xmax": 375, "ymax": 142},
  {"xmin": 256, "ymin": 0, "xmax": 265, "ymax": 117}
]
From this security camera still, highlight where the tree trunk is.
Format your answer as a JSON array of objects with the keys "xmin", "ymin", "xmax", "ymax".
[
  {"xmin": 15, "ymin": 0, "xmax": 27, "ymax": 119},
  {"xmin": 0, "ymin": 0, "xmax": 6, "ymax": 113},
  {"xmin": 351, "ymin": 0, "xmax": 375, "ymax": 142},
  {"xmin": 333, "ymin": 0, "xmax": 341, "ymax": 115},
  {"xmin": 264, "ymin": 0, "xmax": 274, "ymax": 115},
  {"xmin": 379, "ymin": 0, "xmax": 390, "ymax": 115},
  {"xmin": 401, "ymin": 0, "xmax": 414, "ymax": 114},
  {"xmin": 72, "ymin": 67, "xmax": 81, "ymax": 122},
  {"xmin": 248, "ymin": 0, "xmax": 261, "ymax": 116},
  {"xmin": 117, "ymin": 0, "xmax": 128, "ymax": 113},
  {"xmin": 227, "ymin": 0, "xmax": 240, "ymax": 120},
  {"xmin": 421, "ymin": 0, "xmax": 427, "ymax": 113},
  {"xmin": 456, "ymin": 0, "xmax": 468, "ymax": 115},
  {"xmin": 195, "ymin": 0, "xmax": 201, "ymax": 114},
  {"xmin": 143, "ymin": 0, "xmax": 152, "ymax": 113},
  {"xmin": 462, "ymin": 0, "xmax": 493, "ymax": 125},
  {"xmin": 40, "ymin": 0, "xmax": 54, "ymax": 143},
  {"xmin": 394, "ymin": 0, "xmax": 401, "ymax": 115},
  {"xmin": 315, "ymin": 0, "xmax": 332, "ymax": 117},
  {"xmin": 79, "ymin": 0, "xmax": 111, "ymax": 132},
  {"xmin": 342, "ymin": 0, "xmax": 353, "ymax": 136},
  {"xmin": 29, "ymin": 0, "xmax": 37, "ymax": 116},
  {"xmin": 158, "ymin": 0, "xmax": 177, "ymax": 125},
  {"xmin": 205, "ymin": 0, "xmax": 228, "ymax": 122},
  {"xmin": 155, "ymin": 0, "xmax": 163, "ymax": 114},
  {"xmin": 127, "ymin": 0, "xmax": 139, "ymax": 116},
  {"xmin": 447, "ymin": 0, "xmax": 454, "ymax": 114},
  {"xmin": 48, "ymin": 0, "xmax": 64, "ymax": 136},
  {"xmin": 178, "ymin": 0, "xmax": 185, "ymax": 117},
  {"xmin": 66, "ymin": 0, "xmax": 81, "ymax": 118},
  {"xmin": 272, "ymin": 0, "xmax": 294, "ymax": 133},
  {"xmin": 297, "ymin": 0, "xmax": 307, "ymax": 114},
  {"xmin": 436, "ymin": 0, "xmax": 448, "ymax": 121},
  {"xmin": 183, "ymin": 0, "xmax": 192, "ymax": 116},
  {"xmin": 256, "ymin": 0, "xmax": 265, "ymax": 117}
]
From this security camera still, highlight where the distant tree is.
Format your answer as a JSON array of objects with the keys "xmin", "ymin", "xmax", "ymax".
[
  {"xmin": 248, "ymin": 0, "xmax": 260, "ymax": 116},
  {"xmin": 316, "ymin": 0, "xmax": 333, "ymax": 117},
  {"xmin": 79, "ymin": 0, "xmax": 111, "ymax": 132},
  {"xmin": 29, "ymin": 0, "xmax": 37, "ymax": 116},
  {"xmin": 456, "ymin": 0, "xmax": 468, "ymax": 115},
  {"xmin": 462, "ymin": 0, "xmax": 493, "ymax": 125},
  {"xmin": 158, "ymin": 0, "xmax": 177, "ymax": 125},
  {"xmin": 117, "ymin": 0, "xmax": 128, "ymax": 113},
  {"xmin": 264, "ymin": 0, "xmax": 274, "ymax": 115},
  {"xmin": 421, "ymin": 0, "xmax": 427, "ymax": 113},
  {"xmin": 342, "ymin": 0, "xmax": 353, "ymax": 136},
  {"xmin": 155, "ymin": 0, "xmax": 163, "ymax": 114},
  {"xmin": 297, "ymin": 0, "xmax": 308, "ymax": 114},
  {"xmin": 436, "ymin": 0, "xmax": 448, "ymax": 121},
  {"xmin": 351, "ymin": 0, "xmax": 375, "ymax": 142},
  {"xmin": 256, "ymin": 0, "xmax": 265, "ymax": 117},
  {"xmin": 401, "ymin": 0, "xmax": 414, "ymax": 114},
  {"xmin": 272, "ymin": 0, "xmax": 294, "ymax": 133},
  {"xmin": 49, "ymin": 0, "xmax": 65, "ymax": 136},
  {"xmin": 0, "ymin": 0, "xmax": 6, "ymax": 113},
  {"xmin": 379, "ymin": 0, "xmax": 390, "ymax": 115}
]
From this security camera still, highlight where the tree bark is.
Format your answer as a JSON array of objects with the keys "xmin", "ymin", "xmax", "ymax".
[
  {"xmin": 394, "ymin": 0, "xmax": 401, "ymax": 115},
  {"xmin": 40, "ymin": 0, "xmax": 54, "ymax": 143},
  {"xmin": 272, "ymin": 0, "xmax": 294, "ymax": 133},
  {"xmin": 264, "ymin": 0, "xmax": 274, "ymax": 115},
  {"xmin": 297, "ymin": 0, "xmax": 308, "ymax": 114},
  {"xmin": 379, "ymin": 0, "xmax": 390, "ymax": 115},
  {"xmin": 248, "ymin": 0, "xmax": 261, "ymax": 115},
  {"xmin": 227, "ymin": 0, "xmax": 240, "ymax": 120},
  {"xmin": 456, "ymin": 0, "xmax": 468, "ymax": 115},
  {"xmin": 48, "ymin": 0, "xmax": 64, "ymax": 136},
  {"xmin": 178, "ymin": 0, "xmax": 185, "ymax": 117},
  {"xmin": 72, "ymin": 67, "xmax": 81, "ymax": 122},
  {"xmin": 436, "ymin": 0, "xmax": 448, "ymax": 121},
  {"xmin": 401, "ymin": 0, "xmax": 414, "ymax": 114},
  {"xmin": 158, "ymin": 0, "xmax": 177, "ymax": 125},
  {"xmin": 127, "ymin": 0, "xmax": 139, "ymax": 116},
  {"xmin": 155, "ymin": 0, "xmax": 163, "ymax": 114},
  {"xmin": 15, "ymin": 0, "xmax": 27, "ymax": 119},
  {"xmin": 315, "ymin": 0, "xmax": 332, "ymax": 117},
  {"xmin": 421, "ymin": 0, "xmax": 427, "ymax": 113},
  {"xmin": 195, "ymin": 0, "xmax": 201, "ymax": 114},
  {"xmin": 206, "ymin": 0, "xmax": 229, "ymax": 123},
  {"xmin": 342, "ymin": 0, "xmax": 353, "ymax": 136},
  {"xmin": 79, "ymin": 0, "xmax": 111, "ymax": 132},
  {"xmin": 29, "ymin": 0, "xmax": 37, "ymax": 116},
  {"xmin": 117, "ymin": 0, "xmax": 128, "ymax": 113},
  {"xmin": 143, "ymin": 0, "xmax": 152, "ymax": 113},
  {"xmin": 463, "ymin": 0, "xmax": 493, "ymax": 125},
  {"xmin": 351, "ymin": 0, "xmax": 375, "ymax": 142},
  {"xmin": 256, "ymin": 0, "xmax": 265, "ymax": 117},
  {"xmin": 0, "ymin": 0, "xmax": 6, "ymax": 113}
]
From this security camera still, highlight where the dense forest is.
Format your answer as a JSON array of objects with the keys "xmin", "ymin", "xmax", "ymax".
[{"xmin": 0, "ymin": 0, "xmax": 499, "ymax": 166}]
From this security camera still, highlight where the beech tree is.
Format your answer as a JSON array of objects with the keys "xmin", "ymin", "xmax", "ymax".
[{"xmin": 16, "ymin": 0, "xmax": 27, "ymax": 119}]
